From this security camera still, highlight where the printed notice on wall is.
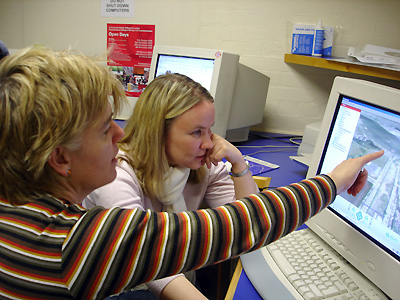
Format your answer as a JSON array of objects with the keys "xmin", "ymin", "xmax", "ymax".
[
  {"xmin": 107, "ymin": 24, "xmax": 155, "ymax": 97},
  {"xmin": 101, "ymin": 0, "xmax": 134, "ymax": 18}
]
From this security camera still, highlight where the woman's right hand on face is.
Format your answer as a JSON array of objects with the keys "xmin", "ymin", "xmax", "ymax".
[
  {"xmin": 205, "ymin": 134, "xmax": 246, "ymax": 170},
  {"xmin": 327, "ymin": 150, "xmax": 384, "ymax": 196}
]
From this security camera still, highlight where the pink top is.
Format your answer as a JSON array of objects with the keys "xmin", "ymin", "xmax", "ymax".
[{"xmin": 83, "ymin": 152, "xmax": 236, "ymax": 295}]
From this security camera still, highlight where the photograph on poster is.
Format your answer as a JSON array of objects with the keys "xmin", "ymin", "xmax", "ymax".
[{"xmin": 110, "ymin": 65, "xmax": 149, "ymax": 94}]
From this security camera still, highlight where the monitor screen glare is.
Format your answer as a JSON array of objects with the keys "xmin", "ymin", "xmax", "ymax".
[{"xmin": 155, "ymin": 54, "xmax": 215, "ymax": 91}]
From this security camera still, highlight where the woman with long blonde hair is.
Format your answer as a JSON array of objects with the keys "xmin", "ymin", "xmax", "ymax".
[{"xmin": 85, "ymin": 73, "xmax": 259, "ymax": 299}]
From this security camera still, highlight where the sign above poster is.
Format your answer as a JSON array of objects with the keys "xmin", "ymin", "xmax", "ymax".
[{"xmin": 101, "ymin": 0, "xmax": 134, "ymax": 18}]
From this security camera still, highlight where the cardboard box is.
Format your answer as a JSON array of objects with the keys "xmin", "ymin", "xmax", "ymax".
[{"xmin": 291, "ymin": 23, "xmax": 334, "ymax": 56}]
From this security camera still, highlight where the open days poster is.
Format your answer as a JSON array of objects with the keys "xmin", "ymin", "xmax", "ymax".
[{"xmin": 107, "ymin": 24, "xmax": 155, "ymax": 97}]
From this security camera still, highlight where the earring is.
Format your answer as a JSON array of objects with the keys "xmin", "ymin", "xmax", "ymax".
[{"xmin": 67, "ymin": 169, "xmax": 71, "ymax": 176}]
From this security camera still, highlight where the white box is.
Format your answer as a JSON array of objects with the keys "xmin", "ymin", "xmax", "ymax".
[
  {"xmin": 361, "ymin": 44, "xmax": 400, "ymax": 65},
  {"xmin": 289, "ymin": 121, "xmax": 321, "ymax": 166}
]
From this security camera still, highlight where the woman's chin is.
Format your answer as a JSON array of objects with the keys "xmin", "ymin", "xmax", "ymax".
[{"xmin": 188, "ymin": 161, "xmax": 203, "ymax": 170}]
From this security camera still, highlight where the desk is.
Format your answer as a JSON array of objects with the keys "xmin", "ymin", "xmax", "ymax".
[
  {"xmin": 226, "ymin": 131, "xmax": 309, "ymax": 300},
  {"xmin": 225, "ymin": 260, "xmax": 263, "ymax": 300},
  {"xmin": 233, "ymin": 131, "xmax": 308, "ymax": 188}
]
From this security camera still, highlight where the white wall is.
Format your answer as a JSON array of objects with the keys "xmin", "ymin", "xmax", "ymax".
[{"xmin": 1, "ymin": 0, "xmax": 400, "ymax": 134}]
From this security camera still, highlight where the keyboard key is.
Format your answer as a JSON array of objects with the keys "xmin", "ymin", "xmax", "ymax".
[
  {"xmin": 269, "ymin": 249, "xmax": 296, "ymax": 276},
  {"xmin": 321, "ymin": 285, "xmax": 340, "ymax": 297},
  {"xmin": 333, "ymin": 280, "xmax": 348, "ymax": 293},
  {"xmin": 287, "ymin": 273, "xmax": 301, "ymax": 283},
  {"xmin": 333, "ymin": 293, "xmax": 356, "ymax": 300},
  {"xmin": 298, "ymin": 285, "xmax": 312, "ymax": 295},
  {"xmin": 293, "ymin": 280, "xmax": 308, "ymax": 289},
  {"xmin": 309, "ymin": 284, "xmax": 324, "ymax": 299}
]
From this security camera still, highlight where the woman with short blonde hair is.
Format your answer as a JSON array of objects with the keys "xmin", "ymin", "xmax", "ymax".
[{"xmin": 0, "ymin": 46, "xmax": 382, "ymax": 300}]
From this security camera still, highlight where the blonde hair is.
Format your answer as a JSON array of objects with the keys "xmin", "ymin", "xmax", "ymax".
[
  {"xmin": 0, "ymin": 46, "xmax": 126, "ymax": 205},
  {"xmin": 119, "ymin": 73, "xmax": 214, "ymax": 200}
]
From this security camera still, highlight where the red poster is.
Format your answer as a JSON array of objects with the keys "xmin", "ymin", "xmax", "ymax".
[{"xmin": 107, "ymin": 24, "xmax": 155, "ymax": 97}]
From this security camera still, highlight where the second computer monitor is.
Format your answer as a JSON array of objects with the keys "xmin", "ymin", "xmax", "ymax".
[{"xmin": 148, "ymin": 45, "xmax": 270, "ymax": 141}]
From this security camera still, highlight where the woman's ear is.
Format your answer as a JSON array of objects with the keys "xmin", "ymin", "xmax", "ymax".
[{"xmin": 47, "ymin": 146, "xmax": 71, "ymax": 177}]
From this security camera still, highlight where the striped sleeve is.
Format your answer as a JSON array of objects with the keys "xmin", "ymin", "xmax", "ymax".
[
  {"xmin": 0, "ymin": 175, "xmax": 336, "ymax": 299},
  {"xmin": 63, "ymin": 175, "xmax": 335, "ymax": 299}
]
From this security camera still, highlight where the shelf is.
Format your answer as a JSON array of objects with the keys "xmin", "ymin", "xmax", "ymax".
[{"xmin": 284, "ymin": 54, "xmax": 400, "ymax": 81}]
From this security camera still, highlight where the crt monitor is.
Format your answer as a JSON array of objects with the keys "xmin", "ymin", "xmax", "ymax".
[
  {"xmin": 147, "ymin": 45, "xmax": 270, "ymax": 141},
  {"xmin": 306, "ymin": 76, "xmax": 400, "ymax": 299}
]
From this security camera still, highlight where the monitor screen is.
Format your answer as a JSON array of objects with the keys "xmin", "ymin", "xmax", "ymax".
[
  {"xmin": 306, "ymin": 76, "xmax": 400, "ymax": 299},
  {"xmin": 318, "ymin": 94, "xmax": 400, "ymax": 259},
  {"xmin": 154, "ymin": 54, "xmax": 215, "ymax": 91}
]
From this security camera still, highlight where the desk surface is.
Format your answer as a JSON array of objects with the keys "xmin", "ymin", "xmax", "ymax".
[
  {"xmin": 228, "ymin": 132, "xmax": 309, "ymax": 300},
  {"xmin": 233, "ymin": 131, "xmax": 308, "ymax": 188},
  {"xmin": 225, "ymin": 260, "xmax": 263, "ymax": 300}
]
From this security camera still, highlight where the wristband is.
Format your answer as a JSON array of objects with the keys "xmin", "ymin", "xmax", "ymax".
[{"xmin": 230, "ymin": 164, "xmax": 250, "ymax": 177}]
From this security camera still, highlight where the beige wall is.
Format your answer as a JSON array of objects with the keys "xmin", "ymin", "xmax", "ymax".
[{"xmin": 1, "ymin": 0, "xmax": 400, "ymax": 134}]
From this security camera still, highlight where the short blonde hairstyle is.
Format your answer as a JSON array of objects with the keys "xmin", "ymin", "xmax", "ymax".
[
  {"xmin": 0, "ymin": 46, "xmax": 126, "ymax": 205},
  {"xmin": 119, "ymin": 73, "xmax": 214, "ymax": 200}
]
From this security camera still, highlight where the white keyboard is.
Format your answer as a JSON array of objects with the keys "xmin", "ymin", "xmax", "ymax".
[
  {"xmin": 245, "ymin": 156, "xmax": 280, "ymax": 169},
  {"xmin": 260, "ymin": 229, "xmax": 388, "ymax": 300}
]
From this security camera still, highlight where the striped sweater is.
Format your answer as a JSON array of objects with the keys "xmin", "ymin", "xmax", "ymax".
[{"xmin": 0, "ymin": 175, "xmax": 335, "ymax": 300}]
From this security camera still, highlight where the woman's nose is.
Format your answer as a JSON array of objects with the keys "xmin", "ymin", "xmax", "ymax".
[
  {"xmin": 112, "ymin": 121, "xmax": 125, "ymax": 143},
  {"xmin": 201, "ymin": 133, "xmax": 213, "ymax": 149}
]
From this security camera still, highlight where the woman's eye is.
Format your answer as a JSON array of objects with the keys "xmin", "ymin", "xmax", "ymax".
[{"xmin": 192, "ymin": 130, "xmax": 201, "ymax": 136}]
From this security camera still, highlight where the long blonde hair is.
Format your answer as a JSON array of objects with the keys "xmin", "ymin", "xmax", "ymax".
[
  {"xmin": 119, "ymin": 73, "xmax": 214, "ymax": 200},
  {"xmin": 0, "ymin": 46, "xmax": 126, "ymax": 205}
]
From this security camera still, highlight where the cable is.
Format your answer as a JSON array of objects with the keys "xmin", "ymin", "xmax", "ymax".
[
  {"xmin": 289, "ymin": 137, "xmax": 302, "ymax": 145},
  {"xmin": 248, "ymin": 132, "xmax": 303, "ymax": 146},
  {"xmin": 236, "ymin": 145, "xmax": 299, "ymax": 149},
  {"xmin": 243, "ymin": 148, "xmax": 297, "ymax": 157}
]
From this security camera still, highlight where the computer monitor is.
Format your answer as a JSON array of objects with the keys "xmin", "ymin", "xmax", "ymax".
[
  {"xmin": 119, "ymin": 45, "xmax": 269, "ymax": 141},
  {"xmin": 306, "ymin": 76, "xmax": 400, "ymax": 299}
]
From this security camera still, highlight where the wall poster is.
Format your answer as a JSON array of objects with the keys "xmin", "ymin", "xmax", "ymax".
[{"xmin": 107, "ymin": 24, "xmax": 155, "ymax": 97}]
